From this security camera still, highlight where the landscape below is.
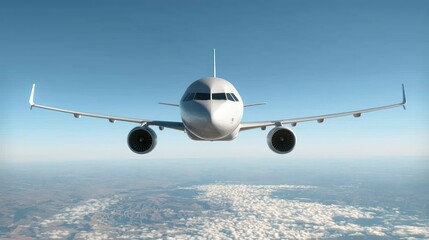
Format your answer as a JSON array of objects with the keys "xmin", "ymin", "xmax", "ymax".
[{"xmin": 1, "ymin": 157, "xmax": 428, "ymax": 239}]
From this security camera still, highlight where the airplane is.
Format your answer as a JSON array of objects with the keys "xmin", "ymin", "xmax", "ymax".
[{"xmin": 28, "ymin": 49, "xmax": 407, "ymax": 154}]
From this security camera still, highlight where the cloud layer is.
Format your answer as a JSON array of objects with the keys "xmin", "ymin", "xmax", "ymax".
[{"xmin": 36, "ymin": 184, "xmax": 429, "ymax": 239}]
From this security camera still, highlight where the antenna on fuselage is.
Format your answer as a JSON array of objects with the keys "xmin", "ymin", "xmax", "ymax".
[{"xmin": 213, "ymin": 48, "xmax": 216, "ymax": 78}]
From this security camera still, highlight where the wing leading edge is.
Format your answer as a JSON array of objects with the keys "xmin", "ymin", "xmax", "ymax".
[
  {"xmin": 28, "ymin": 84, "xmax": 185, "ymax": 131},
  {"xmin": 240, "ymin": 84, "xmax": 407, "ymax": 131}
]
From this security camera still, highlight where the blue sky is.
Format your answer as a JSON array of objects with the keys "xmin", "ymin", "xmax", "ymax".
[{"xmin": 0, "ymin": 0, "xmax": 428, "ymax": 161}]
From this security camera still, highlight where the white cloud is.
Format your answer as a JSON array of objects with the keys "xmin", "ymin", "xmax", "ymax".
[
  {"xmin": 186, "ymin": 184, "xmax": 382, "ymax": 239},
  {"xmin": 35, "ymin": 184, "xmax": 429, "ymax": 239},
  {"xmin": 393, "ymin": 225, "xmax": 429, "ymax": 238}
]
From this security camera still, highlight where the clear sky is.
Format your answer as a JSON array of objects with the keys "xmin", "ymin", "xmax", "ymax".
[{"xmin": 0, "ymin": 0, "xmax": 428, "ymax": 161}]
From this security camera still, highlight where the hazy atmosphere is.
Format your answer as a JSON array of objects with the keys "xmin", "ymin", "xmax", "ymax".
[{"xmin": 1, "ymin": 0, "xmax": 428, "ymax": 239}]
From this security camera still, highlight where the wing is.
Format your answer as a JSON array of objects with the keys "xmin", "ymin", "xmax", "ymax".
[
  {"xmin": 240, "ymin": 84, "xmax": 407, "ymax": 131},
  {"xmin": 29, "ymin": 84, "xmax": 185, "ymax": 131}
]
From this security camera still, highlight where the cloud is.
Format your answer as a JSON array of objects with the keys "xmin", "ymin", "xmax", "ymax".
[
  {"xmin": 393, "ymin": 225, "xmax": 429, "ymax": 237},
  {"xmin": 186, "ymin": 184, "xmax": 384, "ymax": 239},
  {"xmin": 34, "ymin": 184, "xmax": 429, "ymax": 239}
]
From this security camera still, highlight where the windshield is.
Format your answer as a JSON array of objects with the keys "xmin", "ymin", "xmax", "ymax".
[
  {"xmin": 212, "ymin": 93, "xmax": 227, "ymax": 100},
  {"xmin": 182, "ymin": 92, "xmax": 239, "ymax": 102},
  {"xmin": 194, "ymin": 93, "xmax": 211, "ymax": 100}
]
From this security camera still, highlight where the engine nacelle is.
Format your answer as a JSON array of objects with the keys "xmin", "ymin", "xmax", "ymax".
[
  {"xmin": 267, "ymin": 127, "xmax": 296, "ymax": 154},
  {"xmin": 127, "ymin": 127, "xmax": 157, "ymax": 154}
]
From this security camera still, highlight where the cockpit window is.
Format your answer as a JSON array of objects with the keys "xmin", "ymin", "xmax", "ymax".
[
  {"xmin": 183, "ymin": 92, "xmax": 238, "ymax": 102},
  {"xmin": 226, "ymin": 93, "xmax": 235, "ymax": 101},
  {"xmin": 182, "ymin": 93, "xmax": 194, "ymax": 102},
  {"xmin": 182, "ymin": 93, "xmax": 190, "ymax": 102},
  {"xmin": 194, "ymin": 93, "xmax": 211, "ymax": 100},
  {"xmin": 185, "ymin": 93, "xmax": 195, "ymax": 101},
  {"xmin": 212, "ymin": 93, "xmax": 227, "ymax": 100}
]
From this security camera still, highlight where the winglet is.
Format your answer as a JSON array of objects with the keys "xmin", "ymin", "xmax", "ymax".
[
  {"xmin": 402, "ymin": 84, "xmax": 407, "ymax": 110},
  {"xmin": 29, "ymin": 84, "xmax": 35, "ymax": 109},
  {"xmin": 213, "ymin": 48, "xmax": 216, "ymax": 78}
]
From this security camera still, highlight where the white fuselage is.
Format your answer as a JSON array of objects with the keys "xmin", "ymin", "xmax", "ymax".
[{"xmin": 180, "ymin": 77, "xmax": 243, "ymax": 140}]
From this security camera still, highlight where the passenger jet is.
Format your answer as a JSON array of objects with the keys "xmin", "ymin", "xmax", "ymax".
[{"xmin": 29, "ymin": 50, "xmax": 407, "ymax": 154}]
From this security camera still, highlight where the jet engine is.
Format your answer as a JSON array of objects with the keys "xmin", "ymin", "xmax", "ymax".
[
  {"xmin": 127, "ymin": 127, "xmax": 157, "ymax": 154},
  {"xmin": 267, "ymin": 127, "xmax": 296, "ymax": 154}
]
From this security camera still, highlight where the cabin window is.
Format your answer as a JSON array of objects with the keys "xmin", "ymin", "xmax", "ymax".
[
  {"xmin": 212, "ymin": 93, "xmax": 227, "ymax": 100},
  {"xmin": 194, "ymin": 93, "xmax": 211, "ymax": 100}
]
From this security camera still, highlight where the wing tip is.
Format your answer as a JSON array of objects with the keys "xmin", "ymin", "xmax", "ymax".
[
  {"xmin": 401, "ymin": 83, "xmax": 407, "ymax": 109},
  {"xmin": 29, "ymin": 84, "xmax": 36, "ymax": 108}
]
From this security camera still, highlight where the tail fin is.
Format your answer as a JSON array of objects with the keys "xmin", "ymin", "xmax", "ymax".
[{"xmin": 213, "ymin": 48, "xmax": 216, "ymax": 78}]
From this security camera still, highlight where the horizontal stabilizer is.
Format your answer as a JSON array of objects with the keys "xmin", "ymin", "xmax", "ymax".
[
  {"xmin": 244, "ymin": 103, "xmax": 266, "ymax": 108},
  {"xmin": 159, "ymin": 102, "xmax": 179, "ymax": 107}
]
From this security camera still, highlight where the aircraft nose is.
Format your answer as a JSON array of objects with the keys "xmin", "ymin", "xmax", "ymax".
[
  {"xmin": 192, "ymin": 103, "xmax": 229, "ymax": 139},
  {"xmin": 209, "ymin": 112, "xmax": 224, "ymax": 131},
  {"xmin": 208, "ymin": 104, "xmax": 233, "ymax": 139},
  {"xmin": 192, "ymin": 103, "xmax": 211, "ymax": 124}
]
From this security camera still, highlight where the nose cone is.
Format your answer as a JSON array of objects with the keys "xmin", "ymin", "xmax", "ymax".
[
  {"xmin": 182, "ymin": 102, "xmax": 234, "ymax": 140},
  {"xmin": 207, "ymin": 106, "xmax": 232, "ymax": 138}
]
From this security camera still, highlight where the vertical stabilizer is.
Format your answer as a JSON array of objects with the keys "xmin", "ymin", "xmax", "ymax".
[{"xmin": 213, "ymin": 48, "xmax": 216, "ymax": 78}]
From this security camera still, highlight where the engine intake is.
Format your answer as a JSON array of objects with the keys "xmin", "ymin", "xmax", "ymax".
[
  {"xmin": 267, "ymin": 127, "xmax": 296, "ymax": 154},
  {"xmin": 127, "ymin": 127, "xmax": 157, "ymax": 154}
]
